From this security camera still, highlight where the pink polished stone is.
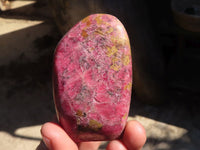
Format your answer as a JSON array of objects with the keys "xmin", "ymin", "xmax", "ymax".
[{"xmin": 53, "ymin": 14, "xmax": 132, "ymax": 142}]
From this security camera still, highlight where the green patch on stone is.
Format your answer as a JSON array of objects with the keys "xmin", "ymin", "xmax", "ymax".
[
  {"xmin": 122, "ymin": 113, "xmax": 127, "ymax": 119},
  {"xmin": 88, "ymin": 119, "xmax": 103, "ymax": 131},
  {"xmin": 76, "ymin": 110, "xmax": 86, "ymax": 117}
]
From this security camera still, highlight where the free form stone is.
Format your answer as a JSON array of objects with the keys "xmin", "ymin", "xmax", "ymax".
[{"xmin": 53, "ymin": 14, "xmax": 132, "ymax": 142}]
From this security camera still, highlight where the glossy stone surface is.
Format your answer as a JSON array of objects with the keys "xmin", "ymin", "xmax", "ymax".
[{"xmin": 53, "ymin": 14, "xmax": 132, "ymax": 142}]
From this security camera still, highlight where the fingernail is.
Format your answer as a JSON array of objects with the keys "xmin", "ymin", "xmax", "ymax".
[{"xmin": 42, "ymin": 135, "xmax": 51, "ymax": 149}]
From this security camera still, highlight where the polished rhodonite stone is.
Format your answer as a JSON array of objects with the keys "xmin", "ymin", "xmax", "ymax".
[{"xmin": 53, "ymin": 14, "xmax": 132, "ymax": 142}]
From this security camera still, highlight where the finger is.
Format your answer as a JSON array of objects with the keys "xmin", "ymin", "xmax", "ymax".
[
  {"xmin": 106, "ymin": 140, "xmax": 127, "ymax": 150},
  {"xmin": 122, "ymin": 120, "xmax": 146, "ymax": 150},
  {"xmin": 41, "ymin": 122, "xmax": 78, "ymax": 150},
  {"xmin": 78, "ymin": 141, "xmax": 101, "ymax": 150}
]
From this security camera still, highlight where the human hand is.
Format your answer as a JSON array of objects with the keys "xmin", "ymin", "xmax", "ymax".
[{"xmin": 36, "ymin": 120, "xmax": 146, "ymax": 150}]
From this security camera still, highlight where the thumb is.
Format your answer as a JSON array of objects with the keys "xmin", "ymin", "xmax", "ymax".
[{"xmin": 39, "ymin": 122, "xmax": 78, "ymax": 150}]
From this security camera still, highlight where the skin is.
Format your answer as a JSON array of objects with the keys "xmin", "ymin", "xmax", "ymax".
[{"xmin": 36, "ymin": 120, "xmax": 146, "ymax": 150}]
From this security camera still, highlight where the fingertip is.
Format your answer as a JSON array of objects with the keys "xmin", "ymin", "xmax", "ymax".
[
  {"xmin": 41, "ymin": 122, "xmax": 78, "ymax": 150},
  {"xmin": 122, "ymin": 120, "xmax": 146, "ymax": 150},
  {"xmin": 107, "ymin": 140, "xmax": 127, "ymax": 150}
]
